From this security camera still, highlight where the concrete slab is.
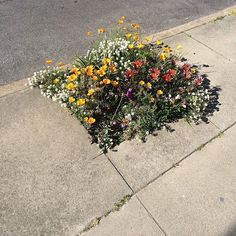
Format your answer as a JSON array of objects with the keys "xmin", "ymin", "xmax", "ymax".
[
  {"xmin": 83, "ymin": 196, "xmax": 165, "ymax": 236},
  {"xmin": 107, "ymin": 130, "xmax": 189, "ymax": 191},
  {"xmin": 0, "ymin": 89, "xmax": 131, "ymax": 236},
  {"xmin": 138, "ymin": 124, "xmax": 236, "ymax": 236},
  {"xmin": 186, "ymin": 15, "xmax": 236, "ymax": 62},
  {"xmin": 165, "ymin": 32, "xmax": 236, "ymax": 130}
]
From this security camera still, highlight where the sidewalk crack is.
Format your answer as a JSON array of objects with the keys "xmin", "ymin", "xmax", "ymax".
[
  {"xmin": 184, "ymin": 32, "xmax": 236, "ymax": 64},
  {"xmin": 135, "ymin": 195, "xmax": 168, "ymax": 236}
]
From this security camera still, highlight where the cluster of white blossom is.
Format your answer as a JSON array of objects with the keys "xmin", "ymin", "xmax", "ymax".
[{"xmin": 88, "ymin": 38, "xmax": 131, "ymax": 69}]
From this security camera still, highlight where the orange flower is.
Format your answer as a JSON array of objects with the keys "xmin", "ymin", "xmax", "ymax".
[
  {"xmin": 88, "ymin": 117, "xmax": 96, "ymax": 124},
  {"xmin": 45, "ymin": 59, "xmax": 52, "ymax": 65},
  {"xmin": 86, "ymin": 65, "xmax": 93, "ymax": 76},
  {"xmin": 159, "ymin": 53, "xmax": 167, "ymax": 61},
  {"xmin": 98, "ymin": 28, "xmax": 105, "ymax": 34},
  {"xmin": 71, "ymin": 67, "xmax": 81, "ymax": 75},
  {"xmin": 103, "ymin": 78, "xmax": 111, "ymax": 85},
  {"xmin": 109, "ymin": 64, "xmax": 117, "ymax": 73},
  {"xmin": 86, "ymin": 31, "xmax": 93, "ymax": 36},
  {"xmin": 87, "ymin": 88, "xmax": 95, "ymax": 96},
  {"xmin": 111, "ymin": 80, "xmax": 119, "ymax": 87},
  {"xmin": 131, "ymin": 23, "xmax": 140, "ymax": 29},
  {"xmin": 83, "ymin": 117, "xmax": 89, "ymax": 122}
]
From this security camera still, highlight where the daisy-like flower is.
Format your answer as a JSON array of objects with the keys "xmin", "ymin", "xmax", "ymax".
[
  {"xmin": 45, "ymin": 59, "xmax": 52, "ymax": 65},
  {"xmin": 68, "ymin": 97, "xmax": 75, "ymax": 103},
  {"xmin": 157, "ymin": 89, "xmax": 164, "ymax": 95},
  {"xmin": 98, "ymin": 28, "xmax": 105, "ymax": 34},
  {"xmin": 66, "ymin": 82, "xmax": 76, "ymax": 90},
  {"xmin": 88, "ymin": 117, "xmax": 96, "ymax": 124}
]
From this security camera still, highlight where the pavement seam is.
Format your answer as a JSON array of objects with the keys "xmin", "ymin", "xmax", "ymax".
[
  {"xmin": 105, "ymin": 154, "xmax": 134, "ymax": 193},
  {"xmin": 184, "ymin": 31, "xmax": 236, "ymax": 64},
  {"xmin": 133, "ymin": 121, "xmax": 236, "ymax": 195},
  {"xmin": 135, "ymin": 195, "xmax": 168, "ymax": 236}
]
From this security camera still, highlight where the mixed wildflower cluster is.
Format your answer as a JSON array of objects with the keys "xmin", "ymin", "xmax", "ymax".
[{"xmin": 28, "ymin": 17, "xmax": 210, "ymax": 152}]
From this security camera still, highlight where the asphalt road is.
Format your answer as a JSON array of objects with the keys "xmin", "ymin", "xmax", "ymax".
[{"xmin": 1, "ymin": 0, "xmax": 236, "ymax": 85}]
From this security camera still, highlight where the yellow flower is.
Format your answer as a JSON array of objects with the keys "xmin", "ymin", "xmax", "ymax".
[
  {"xmin": 45, "ymin": 59, "xmax": 52, "ymax": 65},
  {"xmin": 159, "ymin": 53, "xmax": 167, "ymax": 61},
  {"xmin": 67, "ymin": 74, "xmax": 77, "ymax": 81},
  {"xmin": 86, "ymin": 31, "xmax": 93, "ymax": 36},
  {"xmin": 125, "ymin": 33, "xmax": 132, "ymax": 39},
  {"xmin": 133, "ymin": 35, "xmax": 139, "ymax": 41},
  {"xmin": 118, "ymin": 19, "xmax": 124, "ymax": 24},
  {"xmin": 71, "ymin": 67, "xmax": 81, "ymax": 75},
  {"xmin": 102, "ymin": 58, "xmax": 111, "ymax": 65},
  {"xmin": 144, "ymin": 37, "xmax": 151, "ymax": 42},
  {"xmin": 156, "ymin": 40, "xmax": 162, "ymax": 45},
  {"xmin": 77, "ymin": 98, "xmax": 86, "ymax": 106},
  {"xmin": 57, "ymin": 62, "xmax": 64, "ymax": 67},
  {"xmin": 109, "ymin": 64, "xmax": 117, "ymax": 73},
  {"xmin": 86, "ymin": 65, "xmax": 94, "ymax": 76},
  {"xmin": 88, "ymin": 117, "xmax": 96, "ymax": 124},
  {"xmin": 98, "ymin": 28, "xmax": 105, "ymax": 34},
  {"xmin": 66, "ymin": 82, "xmax": 76, "ymax": 90},
  {"xmin": 53, "ymin": 78, "xmax": 59, "ymax": 84},
  {"xmin": 137, "ymin": 43, "xmax": 144, "ymax": 49},
  {"xmin": 128, "ymin": 44, "xmax": 134, "ymax": 49},
  {"xmin": 164, "ymin": 47, "xmax": 171, "ymax": 53},
  {"xmin": 68, "ymin": 97, "xmax": 75, "ymax": 103},
  {"xmin": 83, "ymin": 117, "xmax": 89, "ymax": 122},
  {"xmin": 131, "ymin": 23, "xmax": 140, "ymax": 29},
  {"xmin": 139, "ymin": 80, "xmax": 145, "ymax": 86},
  {"xmin": 103, "ymin": 78, "xmax": 111, "ymax": 85},
  {"xmin": 111, "ymin": 80, "xmax": 119, "ymax": 87},
  {"xmin": 157, "ymin": 89, "xmax": 164, "ymax": 95},
  {"xmin": 146, "ymin": 82, "xmax": 152, "ymax": 89},
  {"xmin": 96, "ymin": 65, "xmax": 107, "ymax": 77},
  {"xmin": 120, "ymin": 16, "xmax": 125, "ymax": 20},
  {"xmin": 81, "ymin": 68, "xmax": 86, "ymax": 74},
  {"xmin": 87, "ymin": 88, "xmax": 95, "ymax": 96}
]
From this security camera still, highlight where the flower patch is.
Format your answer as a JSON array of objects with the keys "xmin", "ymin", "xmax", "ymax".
[{"xmin": 28, "ymin": 17, "xmax": 215, "ymax": 153}]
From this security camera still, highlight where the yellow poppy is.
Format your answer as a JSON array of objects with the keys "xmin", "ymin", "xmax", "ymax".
[
  {"xmin": 159, "ymin": 53, "xmax": 167, "ymax": 61},
  {"xmin": 68, "ymin": 97, "xmax": 75, "ymax": 103},
  {"xmin": 77, "ymin": 98, "xmax": 86, "ymax": 106},
  {"xmin": 102, "ymin": 58, "xmax": 111, "ymax": 64},
  {"xmin": 157, "ymin": 89, "xmax": 163, "ymax": 95},
  {"xmin": 156, "ymin": 40, "xmax": 162, "ymax": 45},
  {"xmin": 137, "ymin": 43, "xmax": 144, "ymax": 49},
  {"xmin": 66, "ymin": 82, "xmax": 76, "ymax": 90},
  {"xmin": 139, "ymin": 80, "xmax": 145, "ymax": 86},
  {"xmin": 87, "ymin": 88, "xmax": 95, "ymax": 96},
  {"xmin": 146, "ymin": 82, "xmax": 152, "ymax": 89},
  {"xmin": 67, "ymin": 74, "xmax": 77, "ymax": 81},
  {"xmin": 125, "ymin": 33, "xmax": 132, "ymax": 39},
  {"xmin": 128, "ymin": 44, "xmax": 134, "ymax": 49}
]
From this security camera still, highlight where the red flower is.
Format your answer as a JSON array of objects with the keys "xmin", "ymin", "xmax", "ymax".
[
  {"xmin": 149, "ymin": 68, "xmax": 160, "ymax": 80},
  {"xmin": 162, "ymin": 69, "xmax": 176, "ymax": 82},
  {"xmin": 182, "ymin": 63, "xmax": 191, "ymax": 79},
  {"xmin": 163, "ymin": 73, "xmax": 172, "ymax": 82},
  {"xmin": 124, "ymin": 69, "xmax": 138, "ymax": 78},
  {"xmin": 132, "ymin": 60, "xmax": 144, "ymax": 69},
  {"xmin": 167, "ymin": 69, "xmax": 176, "ymax": 77},
  {"xmin": 193, "ymin": 77, "xmax": 203, "ymax": 86}
]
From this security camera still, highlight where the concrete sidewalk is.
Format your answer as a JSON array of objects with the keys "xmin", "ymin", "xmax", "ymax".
[{"xmin": 1, "ymin": 12, "xmax": 236, "ymax": 236}]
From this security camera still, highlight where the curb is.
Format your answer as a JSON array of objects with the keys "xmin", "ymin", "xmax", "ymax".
[{"xmin": 1, "ymin": 5, "xmax": 235, "ymax": 98}]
